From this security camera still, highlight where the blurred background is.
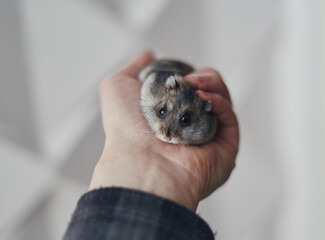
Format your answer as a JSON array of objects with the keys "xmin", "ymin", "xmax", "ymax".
[{"xmin": 0, "ymin": 0, "xmax": 324, "ymax": 239}]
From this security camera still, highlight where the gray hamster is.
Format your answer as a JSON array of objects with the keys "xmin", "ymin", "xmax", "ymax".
[{"xmin": 138, "ymin": 59, "xmax": 217, "ymax": 145}]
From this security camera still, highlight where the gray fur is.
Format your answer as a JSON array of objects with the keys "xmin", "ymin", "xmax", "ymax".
[{"xmin": 138, "ymin": 59, "xmax": 217, "ymax": 145}]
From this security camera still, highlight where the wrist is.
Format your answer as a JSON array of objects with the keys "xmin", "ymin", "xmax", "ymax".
[{"xmin": 89, "ymin": 140, "xmax": 201, "ymax": 211}]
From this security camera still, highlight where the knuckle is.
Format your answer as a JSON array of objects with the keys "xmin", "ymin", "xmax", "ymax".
[
  {"xmin": 99, "ymin": 73, "xmax": 123, "ymax": 97},
  {"xmin": 204, "ymin": 67, "xmax": 220, "ymax": 77},
  {"xmin": 200, "ymin": 67, "xmax": 223, "ymax": 86},
  {"xmin": 99, "ymin": 78, "xmax": 109, "ymax": 98},
  {"xmin": 99, "ymin": 76, "xmax": 117, "ymax": 98},
  {"xmin": 196, "ymin": 76, "xmax": 205, "ymax": 86}
]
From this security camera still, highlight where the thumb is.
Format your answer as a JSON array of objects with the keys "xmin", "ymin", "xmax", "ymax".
[{"xmin": 120, "ymin": 50, "xmax": 154, "ymax": 78}]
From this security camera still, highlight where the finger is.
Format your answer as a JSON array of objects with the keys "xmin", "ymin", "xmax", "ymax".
[
  {"xmin": 185, "ymin": 68, "xmax": 232, "ymax": 104},
  {"xmin": 196, "ymin": 90, "xmax": 236, "ymax": 126},
  {"xmin": 120, "ymin": 50, "xmax": 154, "ymax": 78},
  {"xmin": 196, "ymin": 90, "xmax": 239, "ymax": 149}
]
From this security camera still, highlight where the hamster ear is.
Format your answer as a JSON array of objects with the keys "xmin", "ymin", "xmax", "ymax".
[
  {"xmin": 165, "ymin": 76, "xmax": 178, "ymax": 89},
  {"xmin": 202, "ymin": 100, "xmax": 213, "ymax": 112}
]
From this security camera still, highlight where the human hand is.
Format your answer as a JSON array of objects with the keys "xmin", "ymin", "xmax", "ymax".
[{"xmin": 89, "ymin": 51, "xmax": 239, "ymax": 211}]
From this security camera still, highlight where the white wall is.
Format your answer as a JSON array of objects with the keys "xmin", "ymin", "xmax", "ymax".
[{"xmin": 0, "ymin": 0, "xmax": 324, "ymax": 239}]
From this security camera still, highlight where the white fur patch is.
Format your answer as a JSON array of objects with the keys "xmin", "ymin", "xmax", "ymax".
[
  {"xmin": 156, "ymin": 133, "xmax": 180, "ymax": 144},
  {"xmin": 140, "ymin": 73, "xmax": 157, "ymax": 109}
]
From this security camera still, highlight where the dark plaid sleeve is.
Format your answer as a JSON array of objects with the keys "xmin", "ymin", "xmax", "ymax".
[{"xmin": 63, "ymin": 187, "xmax": 214, "ymax": 240}]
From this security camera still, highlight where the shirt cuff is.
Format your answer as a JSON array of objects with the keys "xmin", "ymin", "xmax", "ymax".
[{"xmin": 64, "ymin": 187, "xmax": 214, "ymax": 240}]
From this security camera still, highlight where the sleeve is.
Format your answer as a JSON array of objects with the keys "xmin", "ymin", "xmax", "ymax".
[{"xmin": 63, "ymin": 187, "xmax": 215, "ymax": 240}]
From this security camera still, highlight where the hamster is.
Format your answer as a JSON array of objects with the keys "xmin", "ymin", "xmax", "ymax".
[{"xmin": 138, "ymin": 59, "xmax": 217, "ymax": 145}]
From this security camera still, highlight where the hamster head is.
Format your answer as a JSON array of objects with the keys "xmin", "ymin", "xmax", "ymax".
[{"xmin": 140, "ymin": 71, "xmax": 217, "ymax": 145}]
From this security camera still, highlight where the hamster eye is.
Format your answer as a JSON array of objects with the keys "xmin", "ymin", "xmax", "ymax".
[
  {"xmin": 158, "ymin": 106, "xmax": 167, "ymax": 118},
  {"xmin": 180, "ymin": 113, "xmax": 191, "ymax": 127}
]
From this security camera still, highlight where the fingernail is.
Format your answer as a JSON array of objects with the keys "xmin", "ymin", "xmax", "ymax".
[
  {"xmin": 185, "ymin": 74, "xmax": 197, "ymax": 80},
  {"xmin": 185, "ymin": 73, "xmax": 200, "ymax": 78},
  {"xmin": 195, "ymin": 90, "xmax": 206, "ymax": 97}
]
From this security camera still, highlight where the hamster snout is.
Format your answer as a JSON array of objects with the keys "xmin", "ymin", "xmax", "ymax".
[{"xmin": 139, "ymin": 59, "xmax": 217, "ymax": 145}]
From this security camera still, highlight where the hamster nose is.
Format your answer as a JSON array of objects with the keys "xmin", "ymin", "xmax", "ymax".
[{"xmin": 166, "ymin": 128, "xmax": 171, "ymax": 138}]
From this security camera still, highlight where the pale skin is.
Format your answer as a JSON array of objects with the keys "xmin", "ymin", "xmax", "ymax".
[{"xmin": 89, "ymin": 51, "xmax": 239, "ymax": 211}]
